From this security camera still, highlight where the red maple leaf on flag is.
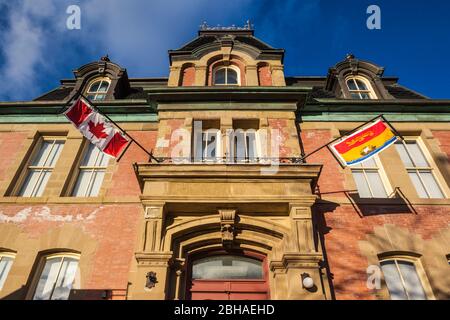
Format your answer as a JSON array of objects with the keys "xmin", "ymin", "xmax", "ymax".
[{"xmin": 88, "ymin": 120, "xmax": 108, "ymax": 139}]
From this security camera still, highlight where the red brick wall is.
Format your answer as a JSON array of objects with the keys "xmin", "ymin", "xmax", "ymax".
[
  {"xmin": 106, "ymin": 130, "xmax": 157, "ymax": 197},
  {"xmin": 258, "ymin": 65, "xmax": 272, "ymax": 86},
  {"xmin": 181, "ymin": 66, "xmax": 195, "ymax": 86},
  {"xmin": 0, "ymin": 132, "xmax": 28, "ymax": 182},
  {"xmin": 302, "ymin": 128, "xmax": 450, "ymax": 300}
]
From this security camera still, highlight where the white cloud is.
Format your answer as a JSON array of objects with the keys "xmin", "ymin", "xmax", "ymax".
[{"xmin": 0, "ymin": 0, "xmax": 253, "ymax": 101}]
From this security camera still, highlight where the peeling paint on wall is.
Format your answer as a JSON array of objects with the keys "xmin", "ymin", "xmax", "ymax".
[{"xmin": 0, "ymin": 206, "xmax": 101, "ymax": 223}]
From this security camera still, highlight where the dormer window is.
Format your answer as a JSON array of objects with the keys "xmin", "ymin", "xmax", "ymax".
[
  {"xmin": 346, "ymin": 76, "xmax": 376, "ymax": 99},
  {"xmin": 85, "ymin": 78, "xmax": 110, "ymax": 101},
  {"xmin": 213, "ymin": 66, "xmax": 239, "ymax": 86}
]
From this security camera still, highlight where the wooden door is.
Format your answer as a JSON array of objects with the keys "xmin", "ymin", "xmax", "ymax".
[{"xmin": 187, "ymin": 252, "xmax": 269, "ymax": 300}]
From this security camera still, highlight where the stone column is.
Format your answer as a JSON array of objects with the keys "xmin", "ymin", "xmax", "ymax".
[
  {"xmin": 131, "ymin": 202, "xmax": 173, "ymax": 300},
  {"xmin": 246, "ymin": 65, "xmax": 259, "ymax": 86},
  {"xmin": 270, "ymin": 65, "xmax": 286, "ymax": 86},
  {"xmin": 195, "ymin": 65, "xmax": 208, "ymax": 86},
  {"xmin": 168, "ymin": 66, "xmax": 181, "ymax": 87}
]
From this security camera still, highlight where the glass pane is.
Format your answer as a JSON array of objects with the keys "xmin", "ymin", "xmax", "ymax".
[
  {"xmin": 51, "ymin": 258, "xmax": 78, "ymax": 300},
  {"xmin": 214, "ymin": 69, "xmax": 226, "ymax": 85},
  {"xmin": 19, "ymin": 169, "xmax": 51, "ymax": 197},
  {"xmin": 406, "ymin": 143, "xmax": 429, "ymax": 167},
  {"xmin": 87, "ymin": 94, "xmax": 96, "ymax": 101},
  {"xmin": 360, "ymin": 93, "xmax": 371, "ymax": 100},
  {"xmin": 97, "ymin": 151, "xmax": 110, "ymax": 167},
  {"xmin": 381, "ymin": 260, "xmax": 408, "ymax": 300},
  {"xmin": 204, "ymin": 131, "xmax": 218, "ymax": 160},
  {"xmin": 45, "ymin": 141, "xmax": 64, "ymax": 167},
  {"xmin": 361, "ymin": 158, "xmax": 377, "ymax": 167},
  {"xmin": 93, "ymin": 94, "xmax": 106, "ymax": 101},
  {"xmin": 226, "ymin": 69, "xmax": 238, "ymax": 84},
  {"xmin": 0, "ymin": 257, "xmax": 14, "ymax": 290},
  {"xmin": 72, "ymin": 170, "xmax": 92, "ymax": 197},
  {"xmin": 247, "ymin": 132, "xmax": 257, "ymax": 160},
  {"xmin": 398, "ymin": 261, "xmax": 427, "ymax": 300},
  {"xmin": 192, "ymin": 255, "xmax": 263, "ymax": 280},
  {"xmin": 33, "ymin": 170, "xmax": 51, "ymax": 197},
  {"xmin": 88, "ymin": 81, "xmax": 101, "ymax": 93},
  {"xmin": 395, "ymin": 143, "xmax": 414, "ymax": 167},
  {"xmin": 419, "ymin": 171, "xmax": 444, "ymax": 199},
  {"xmin": 233, "ymin": 131, "xmax": 246, "ymax": 161},
  {"xmin": 32, "ymin": 141, "xmax": 53, "ymax": 166},
  {"xmin": 98, "ymin": 81, "xmax": 109, "ymax": 92},
  {"xmin": 81, "ymin": 143, "xmax": 98, "ymax": 166},
  {"xmin": 351, "ymin": 93, "xmax": 361, "ymax": 99},
  {"xmin": 408, "ymin": 171, "xmax": 429, "ymax": 198},
  {"xmin": 352, "ymin": 171, "xmax": 372, "ymax": 198},
  {"xmin": 355, "ymin": 79, "xmax": 368, "ymax": 90},
  {"xmin": 86, "ymin": 170, "xmax": 105, "ymax": 197},
  {"xmin": 366, "ymin": 171, "xmax": 388, "ymax": 198},
  {"xmin": 33, "ymin": 257, "xmax": 63, "ymax": 300},
  {"xmin": 347, "ymin": 79, "xmax": 357, "ymax": 91}
]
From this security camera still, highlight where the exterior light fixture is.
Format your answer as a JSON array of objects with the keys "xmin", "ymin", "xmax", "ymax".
[{"xmin": 301, "ymin": 272, "xmax": 314, "ymax": 289}]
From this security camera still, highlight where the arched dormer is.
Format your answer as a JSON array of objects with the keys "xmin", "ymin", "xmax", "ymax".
[
  {"xmin": 168, "ymin": 23, "xmax": 285, "ymax": 87},
  {"xmin": 68, "ymin": 55, "xmax": 131, "ymax": 101},
  {"xmin": 325, "ymin": 54, "xmax": 394, "ymax": 100}
]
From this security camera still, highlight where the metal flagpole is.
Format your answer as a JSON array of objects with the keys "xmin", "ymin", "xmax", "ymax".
[{"xmin": 59, "ymin": 91, "xmax": 160, "ymax": 163}]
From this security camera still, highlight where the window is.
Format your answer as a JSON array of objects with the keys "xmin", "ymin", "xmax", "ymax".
[
  {"xmin": 395, "ymin": 140, "xmax": 445, "ymax": 199},
  {"xmin": 72, "ymin": 143, "xmax": 110, "ymax": 197},
  {"xmin": 0, "ymin": 253, "xmax": 15, "ymax": 290},
  {"xmin": 351, "ymin": 156, "xmax": 390, "ymax": 198},
  {"xmin": 18, "ymin": 139, "xmax": 65, "ymax": 197},
  {"xmin": 380, "ymin": 259, "xmax": 428, "ymax": 300},
  {"xmin": 192, "ymin": 255, "xmax": 263, "ymax": 280},
  {"xmin": 230, "ymin": 129, "xmax": 258, "ymax": 163},
  {"xmin": 85, "ymin": 78, "xmax": 110, "ymax": 101},
  {"xmin": 193, "ymin": 120, "xmax": 222, "ymax": 162},
  {"xmin": 346, "ymin": 76, "xmax": 376, "ymax": 99},
  {"xmin": 213, "ymin": 66, "xmax": 239, "ymax": 86},
  {"xmin": 32, "ymin": 254, "xmax": 79, "ymax": 300}
]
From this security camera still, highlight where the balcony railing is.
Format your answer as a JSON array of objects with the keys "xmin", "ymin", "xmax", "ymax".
[{"xmin": 150, "ymin": 156, "xmax": 305, "ymax": 164}]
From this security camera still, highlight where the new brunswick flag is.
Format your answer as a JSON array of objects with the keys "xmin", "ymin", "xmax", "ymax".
[{"xmin": 329, "ymin": 119, "xmax": 398, "ymax": 167}]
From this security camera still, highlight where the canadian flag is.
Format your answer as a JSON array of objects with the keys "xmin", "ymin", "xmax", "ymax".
[{"xmin": 64, "ymin": 97, "xmax": 130, "ymax": 158}]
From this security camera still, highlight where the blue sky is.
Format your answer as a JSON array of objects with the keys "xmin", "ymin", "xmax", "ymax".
[{"xmin": 0, "ymin": 0, "xmax": 449, "ymax": 101}]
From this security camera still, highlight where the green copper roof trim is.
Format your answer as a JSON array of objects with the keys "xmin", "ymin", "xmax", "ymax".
[
  {"xmin": 0, "ymin": 113, "xmax": 159, "ymax": 123},
  {"xmin": 301, "ymin": 113, "xmax": 450, "ymax": 122}
]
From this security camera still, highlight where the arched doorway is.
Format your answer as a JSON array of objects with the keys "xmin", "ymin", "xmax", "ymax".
[{"xmin": 187, "ymin": 251, "xmax": 270, "ymax": 300}]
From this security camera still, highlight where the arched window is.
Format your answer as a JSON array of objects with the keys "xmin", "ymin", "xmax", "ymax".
[
  {"xmin": 31, "ymin": 253, "xmax": 80, "ymax": 300},
  {"xmin": 346, "ymin": 76, "xmax": 376, "ymax": 99},
  {"xmin": 85, "ymin": 78, "xmax": 110, "ymax": 101},
  {"xmin": 0, "ymin": 252, "xmax": 15, "ymax": 290},
  {"xmin": 192, "ymin": 255, "xmax": 263, "ymax": 280},
  {"xmin": 213, "ymin": 66, "xmax": 240, "ymax": 86},
  {"xmin": 379, "ymin": 256, "xmax": 432, "ymax": 300}
]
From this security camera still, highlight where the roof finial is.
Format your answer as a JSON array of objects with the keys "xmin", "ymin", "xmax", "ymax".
[
  {"xmin": 100, "ymin": 54, "xmax": 110, "ymax": 62},
  {"xmin": 346, "ymin": 53, "xmax": 355, "ymax": 60}
]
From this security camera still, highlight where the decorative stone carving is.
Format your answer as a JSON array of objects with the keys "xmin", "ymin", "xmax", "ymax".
[
  {"xmin": 145, "ymin": 271, "xmax": 157, "ymax": 289},
  {"xmin": 219, "ymin": 209, "xmax": 237, "ymax": 247}
]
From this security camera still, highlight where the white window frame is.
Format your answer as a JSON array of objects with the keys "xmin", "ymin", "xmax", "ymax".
[
  {"xmin": 213, "ymin": 65, "xmax": 241, "ymax": 86},
  {"xmin": 85, "ymin": 77, "xmax": 110, "ymax": 101},
  {"xmin": 192, "ymin": 120, "xmax": 222, "ymax": 163},
  {"xmin": 229, "ymin": 129, "xmax": 261, "ymax": 163},
  {"xmin": 18, "ymin": 137, "xmax": 65, "ymax": 197},
  {"xmin": 72, "ymin": 142, "xmax": 110, "ymax": 197},
  {"xmin": 396, "ymin": 138, "xmax": 447, "ymax": 199},
  {"xmin": 30, "ymin": 253, "xmax": 80, "ymax": 300},
  {"xmin": 0, "ymin": 252, "xmax": 15, "ymax": 291},
  {"xmin": 350, "ymin": 155, "xmax": 392, "ymax": 198},
  {"xmin": 379, "ymin": 255, "xmax": 435, "ymax": 300},
  {"xmin": 345, "ymin": 75, "xmax": 377, "ymax": 99}
]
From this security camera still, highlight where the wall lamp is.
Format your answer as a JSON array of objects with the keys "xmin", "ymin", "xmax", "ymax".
[{"xmin": 301, "ymin": 272, "xmax": 314, "ymax": 289}]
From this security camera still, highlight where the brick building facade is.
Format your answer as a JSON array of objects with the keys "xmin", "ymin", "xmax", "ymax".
[{"xmin": 0, "ymin": 25, "xmax": 449, "ymax": 300}]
